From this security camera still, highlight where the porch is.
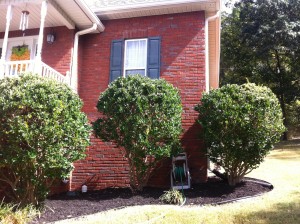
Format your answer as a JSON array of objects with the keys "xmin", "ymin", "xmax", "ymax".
[
  {"xmin": 0, "ymin": 0, "xmax": 104, "ymax": 91},
  {"xmin": 1, "ymin": 60, "xmax": 69, "ymax": 84}
]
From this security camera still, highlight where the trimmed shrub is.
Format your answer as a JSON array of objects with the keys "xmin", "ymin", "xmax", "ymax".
[
  {"xmin": 93, "ymin": 75, "xmax": 182, "ymax": 192},
  {"xmin": 0, "ymin": 74, "xmax": 90, "ymax": 206},
  {"xmin": 195, "ymin": 83, "xmax": 285, "ymax": 186}
]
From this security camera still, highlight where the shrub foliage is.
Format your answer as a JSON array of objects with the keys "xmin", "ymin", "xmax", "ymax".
[
  {"xmin": 93, "ymin": 75, "xmax": 182, "ymax": 191},
  {"xmin": 195, "ymin": 83, "xmax": 285, "ymax": 186},
  {"xmin": 0, "ymin": 75, "xmax": 90, "ymax": 206},
  {"xmin": 159, "ymin": 189, "xmax": 184, "ymax": 205}
]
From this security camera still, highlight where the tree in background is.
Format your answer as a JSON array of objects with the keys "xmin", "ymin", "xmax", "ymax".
[
  {"xmin": 221, "ymin": 0, "xmax": 300, "ymax": 138},
  {"xmin": 0, "ymin": 75, "xmax": 90, "ymax": 206}
]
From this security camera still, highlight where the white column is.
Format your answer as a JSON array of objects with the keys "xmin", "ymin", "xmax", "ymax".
[
  {"xmin": 0, "ymin": 5, "xmax": 13, "ymax": 78},
  {"xmin": 34, "ymin": 0, "xmax": 48, "ymax": 74}
]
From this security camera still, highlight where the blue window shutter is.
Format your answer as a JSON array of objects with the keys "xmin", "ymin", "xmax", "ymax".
[
  {"xmin": 147, "ymin": 37, "xmax": 161, "ymax": 79},
  {"xmin": 110, "ymin": 39, "xmax": 124, "ymax": 83}
]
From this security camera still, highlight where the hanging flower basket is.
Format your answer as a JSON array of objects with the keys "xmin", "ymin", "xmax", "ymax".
[
  {"xmin": 10, "ymin": 45, "xmax": 30, "ymax": 60},
  {"xmin": 10, "ymin": 45, "xmax": 31, "ymax": 72}
]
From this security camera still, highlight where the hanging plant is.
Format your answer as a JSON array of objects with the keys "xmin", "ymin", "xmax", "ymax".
[
  {"xmin": 10, "ymin": 45, "xmax": 31, "ymax": 72},
  {"xmin": 10, "ymin": 45, "xmax": 30, "ymax": 61}
]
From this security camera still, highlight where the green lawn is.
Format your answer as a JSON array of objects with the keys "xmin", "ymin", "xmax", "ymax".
[{"xmin": 55, "ymin": 140, "xmax": 300, "ymax": 224}]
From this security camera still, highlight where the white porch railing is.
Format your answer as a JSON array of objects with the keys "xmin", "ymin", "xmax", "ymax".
[
  {"xmin": 3, "ymin": 60, "xmax": 33, "ymax": 77},
  {"xmin": 40, "ymin": 61, "xmax": 69, "ymax": 84},
  {"xmin": 0, "ymin": 60, "xmax": 70, "ymax": 86}
]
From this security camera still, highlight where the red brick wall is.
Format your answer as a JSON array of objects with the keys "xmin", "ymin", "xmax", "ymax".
[
  {"xmin": 73, "ymin": 11, "xmax": 207, "ymax": 191},
  {"xmin": 0, "ymin": 26, "xmax": 74, "ymax": 75},
  {"xmin": 42, "ymin": 27, "xmax": 75, "ymax": 75}
]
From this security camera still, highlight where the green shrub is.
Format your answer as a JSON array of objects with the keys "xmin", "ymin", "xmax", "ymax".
[
  {"xmin": 195, "ymin": 83, "xmax": 285, "ymax": 186},
  {"xmin": 159, "ymin": 189, "xmax": 184, "ymax": 205},
  {"xmin": 0, "ymin": 74, "xmax": 90, "ymax": 206},
  {"xmin": 93, "ymin": 75, "xmax": 182, "ymax": 192}
]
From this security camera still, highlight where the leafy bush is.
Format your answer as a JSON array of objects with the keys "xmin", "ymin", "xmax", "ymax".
[
  {"xmin": 0, "ymin": 74, "xmax": 90, "ymax": 206},
  {"xmin": 93, "ymin": 75, "xmax": 182, "ymax": 192},
  {"xmin": 159, "ymin": 189, "xmax": 184, "ymax": 205},
  {"xmin": 195, "ymin": 83, "xmax": 285, "ymax": 186}
]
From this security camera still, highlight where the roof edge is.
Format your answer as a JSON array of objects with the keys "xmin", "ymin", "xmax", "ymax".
[
  {"xmin": 93, "ymin": 0, "xmax": 220, "ymax": 16},
  {"xmin": 75, "ymin": 0, "xmax": 105, "ymax": 32}
]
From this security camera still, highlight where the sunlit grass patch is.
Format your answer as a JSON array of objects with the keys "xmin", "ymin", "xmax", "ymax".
[{"xmin": 0, "ymin": 202, "xmax": 37, "ymax": 224}]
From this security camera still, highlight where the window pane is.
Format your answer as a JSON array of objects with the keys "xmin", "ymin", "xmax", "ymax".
[
  {"xmin": 125, "ymin": 39, "xmax": 147, "ymax": 69},
  {"xmin": 125, "ymin": 69, "xmax": 146, "ymax": 76}
]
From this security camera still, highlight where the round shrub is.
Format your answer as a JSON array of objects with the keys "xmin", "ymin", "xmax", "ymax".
[
  {"xmin": 93, "ymin": 75, "xmax": 182, "ymax": 192},
  {"xmin": 0, "ymin": 74, "xmax": 90, "ymax": 206},
  {"xmin": 195, "ymin": 83, "xmax": 285, "ymax": 186}
]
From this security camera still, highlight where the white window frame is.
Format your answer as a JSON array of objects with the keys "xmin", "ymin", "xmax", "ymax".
[
  {"xmin": 0, "ymin": 36, "xmax": 39, "ymax": 61},
  {"xmin": 123, "ymin": 38, "xmax": 148, "ymax": 77}
]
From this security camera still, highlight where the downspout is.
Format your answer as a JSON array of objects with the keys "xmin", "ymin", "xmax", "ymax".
[
  {"xmin": 68, "ymin": 23, "xmax": 98, "ymax": 193},
  {"xmin": 204, "ymin": 11, "xmax": 220, "ymax": 172},
  {"xmin": 205, "ymin": 11, "xmax": 220, "ymax": 92},
  {"xmin": 70, "ymin": 23, "xmax": 97, "ymax": 92}
]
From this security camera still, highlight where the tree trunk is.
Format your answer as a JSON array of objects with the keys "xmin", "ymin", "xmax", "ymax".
[
  {"xmin": 228, "ymin": 173, "xmax": 244, "ymax": 186},
  {"xmin": 279, "ymin": 93, "xmax": 288, "ymax": 140}
]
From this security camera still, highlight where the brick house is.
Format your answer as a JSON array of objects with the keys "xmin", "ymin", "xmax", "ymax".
[{"xmin": 0, "ymin": 0, "xmax": 221, "ymax": 192}]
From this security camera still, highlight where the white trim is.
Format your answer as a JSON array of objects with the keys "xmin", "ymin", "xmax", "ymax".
[
  {"xmin": 74, "ymin": 0, "xmax": 105, "ymax": 32},
  {"xmin": 0, "ymin": 5, "xmax": 13, "ymax": 78},
  {"xmin": 0, "ymin": 35, "xmax": 39, "ymax": 43},
  {"xmin": 0, "ymin": 0, "xmax": 44, "ymax": 6},
  {"xmin": 94, "ymin": 0, "xmax": 218, "ymax": 13},
  {"xmin": 1, "ymin": 5, "xmax": 12, "ymax": 62},
  {"xmin": 1, "ymin": 36, "xmax": 39, "ymax": 61},
  {"xmin": 70, "ymin": 23, "xmax": 98, "ymax": 92},
  {"xmin": 0, "ymin": 36, "xmax": 39, "ymax": 61},
  {"xmin": 48, "ymin": 0, "xmax": 76, "ymax": 29},
  {"xmin": 123, "ymin": 38, "xmax": 148, "ymax": 77},
  {"xmin": 35, "ymin": 0, "xmax": 47, "ymax": 63},
  {"xmin": 205, "ymin": 11, "xmax": 220, "ymax": 92}
]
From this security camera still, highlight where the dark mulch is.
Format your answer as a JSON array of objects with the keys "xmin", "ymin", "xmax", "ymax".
[{"xmin": 31, "ymin": 177, "xmax": 272, "ymax": 224}]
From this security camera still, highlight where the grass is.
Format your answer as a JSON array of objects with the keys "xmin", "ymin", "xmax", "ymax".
[
  {"xmin": 0, "ymin": 202, "xmax": 37, "ymax": 224},
  {"xmin": 55, "ymin": 139, "xmax": 300, "ymax": 224}
]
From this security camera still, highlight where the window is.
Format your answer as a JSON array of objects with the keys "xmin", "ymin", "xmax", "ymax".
[
  {"xmin": 109, "ymin": 37, "xmax": 161, "ymax": 83},
  {"xmin": 0, "ymin": 48, "xmax": 2, "ymax": 58},
  {"xmin": 124, "ymin": 39, "xmax": 147, "ymax": 77}
]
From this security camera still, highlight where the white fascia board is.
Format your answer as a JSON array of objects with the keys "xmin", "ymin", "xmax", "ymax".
[
  {"xmin": 94, "ymin": 0, "xmax": 219, "ymax": 15},
  {"xmin": 75, "ymin": 0, "xmax": 105, "ymax": 32},
  {"xmin": 48, "ymin": 0, "xmax": 76, "ymax": 29},
  {"xmin": 0, "ymin": 0, "xmax": 43, "ymax": 6}
]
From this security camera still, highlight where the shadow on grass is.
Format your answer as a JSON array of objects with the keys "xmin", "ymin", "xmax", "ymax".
[
  {"xmin": 274, "ymin": 139, "xmax": 300, "ymax": 149},
  {"xmin": 268, "ymin": 140, "xmax": 300, "ymax": 160},
  {"xmin": 240, "ymin": 191, "xmax": 300, "ymax": 224}
]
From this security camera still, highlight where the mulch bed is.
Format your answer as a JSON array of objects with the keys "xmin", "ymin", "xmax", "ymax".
[{"xmin": 31, "ymin": 177, "xmax": 272, "ymax": 223}]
